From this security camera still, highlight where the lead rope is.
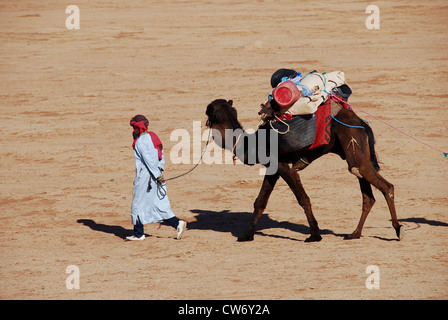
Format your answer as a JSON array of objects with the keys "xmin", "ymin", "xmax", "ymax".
[
  {"xmin": 164, "ymin": 124, "xmax": 213, "ymax": 182},
  {"xmin": 329, "ymin": 94, "xmax": 447, "ymax": 158},
  {"xmin": 269, "ymin": 115, "xmax": 290, "ymax": 135},
  {"xmin": 232, "ymin": 133, "xmax": 244, "ymax": 165}
]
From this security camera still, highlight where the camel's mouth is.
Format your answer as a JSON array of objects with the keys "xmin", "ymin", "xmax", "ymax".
[{"xmin": 205, "ymin": 117, "xmax": 212, "ymax": 128}]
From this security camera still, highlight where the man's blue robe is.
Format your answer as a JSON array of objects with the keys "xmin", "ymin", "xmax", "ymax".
[{"xmin": 131, "ymin": 133, "xmax": 175, "ymax": 225}]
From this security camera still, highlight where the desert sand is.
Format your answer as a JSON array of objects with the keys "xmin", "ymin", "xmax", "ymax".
[{"xmin": 0, "ymin": 0, "xmax": 447, "ymax": 300}]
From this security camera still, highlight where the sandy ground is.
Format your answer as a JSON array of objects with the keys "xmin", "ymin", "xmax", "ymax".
[{"xmin": 0, "ymin": 0, "xmax": 447, "ymax": 300}]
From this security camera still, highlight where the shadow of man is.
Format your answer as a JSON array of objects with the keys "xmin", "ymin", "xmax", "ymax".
[{"xmin": 77, "ymin": 219, "xmax": 132, "ymax": 239}]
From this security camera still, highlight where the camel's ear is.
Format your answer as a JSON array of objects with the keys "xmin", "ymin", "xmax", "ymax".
[{"xmin": 227, "ymin": 99, "xmax": 233, "ymax": 106}]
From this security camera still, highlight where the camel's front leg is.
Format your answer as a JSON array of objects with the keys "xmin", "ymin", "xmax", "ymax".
[
  {"xmin": 238, "ymin": 172, "xmax": 279, "ymax": 241},
  {"xmin": 279, "ymin": 163, "xmax": 322, "ymax": 242}
]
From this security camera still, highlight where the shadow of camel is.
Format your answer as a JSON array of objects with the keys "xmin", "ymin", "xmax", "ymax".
[
  {"xmin": 370, "ymin": 217, "xmax": 448, "ymax": 241},
  {"xmin": 188, "ymin": 209, "xmax": 338, "ymax": 241},
  {"xmin": 400, "ymin": 217, "xmax": 448, "ymax": 228},
  {"xmin": 77, "ymin": 219, "xmax": 134, "ymax": 239}
]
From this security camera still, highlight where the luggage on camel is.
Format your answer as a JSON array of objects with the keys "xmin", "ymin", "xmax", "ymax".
[
  {"xmin": 270, "ymin": 69, "xmax": 347, "ymax": 115},
  {"xmin": 261, "ymin": 68, "xmax": 352, "ymax": 153},
  {"xmin": 265, "ymin": 99, "xmax": 332, "ymax": 153}
]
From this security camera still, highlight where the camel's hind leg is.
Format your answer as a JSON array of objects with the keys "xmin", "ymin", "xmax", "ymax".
[
  {"xmin": 344, "ymin": 139, "xmax": 402, "ymax": 240},
  {"xmin": 358, "ymin": 166, "xmax": 403, "ymax": 240}
]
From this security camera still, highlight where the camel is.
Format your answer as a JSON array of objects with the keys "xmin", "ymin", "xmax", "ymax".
[{"xmin": 205, "ymin": 98, "xmax": 403, "ymax": 242}]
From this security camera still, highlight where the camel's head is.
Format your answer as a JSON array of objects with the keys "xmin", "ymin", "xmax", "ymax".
[
  {"xmin": 258, "ymin": 99, "xmax": 282, "ymax": 121},
  {"xmin": 205, "ymin": 99, "xmax": 242, "ymax": 130}
]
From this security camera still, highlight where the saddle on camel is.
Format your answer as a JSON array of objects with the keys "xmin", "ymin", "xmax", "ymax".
[{"xmin": 259, "ymin": 68, "xmax": 353, "ymax": 153}]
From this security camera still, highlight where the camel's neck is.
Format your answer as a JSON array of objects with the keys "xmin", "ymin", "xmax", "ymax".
[
  {"xmin": 212, "ymin": 126, "xmax": 261, "ymax": 162},
  {"xmin": 211, "ymin": 124, "xmax": 246, "ymax": 153},
  {"xmin": 210, "ymin": 122, "xmax": 278, "ymax": 174}
]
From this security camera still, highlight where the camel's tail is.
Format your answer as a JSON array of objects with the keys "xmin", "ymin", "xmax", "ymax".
[{"xmin": 361, "ymin": 120, "xmax": 380, "ymax": 172}]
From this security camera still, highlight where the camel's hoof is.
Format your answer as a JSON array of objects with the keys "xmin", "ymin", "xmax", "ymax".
[
  {"xmin": 344, "ymin": 233, "xmax": 361, "ymax": 240},
  {"xmin": 396, "ymin": 225, "xmax": 404, "ymax": 240},
  {"xmin": 237, "ymin": 233, "xmax": 254, "ymax": 242},
  {"xmin": 305, "ymin": 234, "xmax": 322, "ymax": 242}
]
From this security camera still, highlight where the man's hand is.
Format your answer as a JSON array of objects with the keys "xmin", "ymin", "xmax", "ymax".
[{"xmin": 156, "ymin": 175, "xmax": 165, "ymax": 184}]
